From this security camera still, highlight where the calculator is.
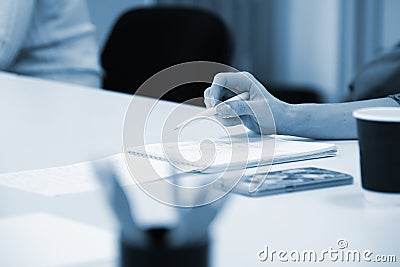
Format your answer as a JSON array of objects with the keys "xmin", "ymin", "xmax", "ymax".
[{"xmin": 216, "ymin": 167, "xmax": 353, "ymax": 197}]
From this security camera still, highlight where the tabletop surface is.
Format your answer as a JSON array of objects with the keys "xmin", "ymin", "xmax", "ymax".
[{"xmin": 1, "ymin": 71, "xmax": 399, "ymax": 267}]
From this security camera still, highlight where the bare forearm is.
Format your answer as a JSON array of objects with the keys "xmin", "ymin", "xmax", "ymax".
[{"xmin": 277, "ymin": 97, "xmax": 398, "ymax": 139}]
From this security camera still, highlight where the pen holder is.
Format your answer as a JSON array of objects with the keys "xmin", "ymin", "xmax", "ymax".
[{"xmin": 120, "ymin": 228, "xmax": 209, "ymax": 267}]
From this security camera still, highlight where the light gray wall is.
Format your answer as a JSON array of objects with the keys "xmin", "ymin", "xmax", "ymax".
[
  {"xmin": 383, "ymin": 0, "xmax": 400, "ymax": 50},
  {"xmin": 87, "ymin": 0, "xmax": 153, "ymax": 51}
]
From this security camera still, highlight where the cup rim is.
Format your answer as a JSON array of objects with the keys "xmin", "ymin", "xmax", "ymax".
[{"xmin": 353, "ymin": 107, "xmax": 400, "ymax": 122}]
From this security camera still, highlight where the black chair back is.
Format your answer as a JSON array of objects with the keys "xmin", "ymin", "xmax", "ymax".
[{"xmin": 101, "ymin": 6, "xmax": 233, "ymax": 104}]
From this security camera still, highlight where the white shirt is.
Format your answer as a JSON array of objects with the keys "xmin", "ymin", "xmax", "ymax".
[{"xmin": 0, "ymin": 0, "xmax": 101, "ymax": 87}]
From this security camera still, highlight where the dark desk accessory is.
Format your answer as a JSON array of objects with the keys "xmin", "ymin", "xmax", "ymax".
[
  {"xmin": 354, "ymin": 108, "xmax": 400, "ymax": 193},
  {"xmin": 93, "ymin": 161, "xmax": 224, "ymax": 267},
  {"xmin": 120, "ymin": 228, "xmax": 209, "ymax": 267}
]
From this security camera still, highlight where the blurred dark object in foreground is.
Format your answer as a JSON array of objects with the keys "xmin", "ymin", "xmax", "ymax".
[
  {"xmin": 101, "ymin": 6, "xmax": 233, "ymax": 105},
  {"xmin": 120, "ymin": 228, "xmax": 209, "ymax": 267}
]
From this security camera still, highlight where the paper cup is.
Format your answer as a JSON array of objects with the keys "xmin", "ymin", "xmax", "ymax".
[{"xmin": 353, "ymin": 107, "xmax": 400, "ymax": 204}]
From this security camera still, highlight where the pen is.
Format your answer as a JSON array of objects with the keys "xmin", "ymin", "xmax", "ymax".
[{"xmin": 174, "ymin": 92, "xmax": 250, "ymax": 130}]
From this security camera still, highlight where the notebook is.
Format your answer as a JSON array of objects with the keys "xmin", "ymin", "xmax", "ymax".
[
  {"xmin": 127, "ymin": 136, "xmax": 337, "ymax": 173},
  {"xmin": 0, "ymin": 137, "xmax": 336, "ymax": 196}
]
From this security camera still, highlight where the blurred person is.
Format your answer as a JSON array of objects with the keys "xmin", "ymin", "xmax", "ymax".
[
  {"xmin": 204, "ymin": 72, "xmax": 400, "ymax": 140},
  {"xmin": 349, "ymin": 44, "xmax": 400, "ymax": 101},
  {"xmin": 0, "ymin": 0, "xmax": 101, "ymax": 87}
]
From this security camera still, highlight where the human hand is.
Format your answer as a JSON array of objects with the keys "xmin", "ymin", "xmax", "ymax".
[{"xmin": 204, "ymin": 72, "xmax": 288, "ymax": 134}]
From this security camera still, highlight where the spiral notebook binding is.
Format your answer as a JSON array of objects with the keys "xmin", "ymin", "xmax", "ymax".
[{"xmin": 127, "ymin": 150, "xmax": 201, "ymax": 168}]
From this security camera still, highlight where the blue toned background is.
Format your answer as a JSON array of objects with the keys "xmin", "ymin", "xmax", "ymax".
[{"xmin": 87, "ymin": 0, "xmax": 400, "ymax": 102}]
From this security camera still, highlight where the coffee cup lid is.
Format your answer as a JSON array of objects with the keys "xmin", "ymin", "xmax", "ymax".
[{"xmin": 353, "ymin": 107, "xmax": 400, "ymax": 122}]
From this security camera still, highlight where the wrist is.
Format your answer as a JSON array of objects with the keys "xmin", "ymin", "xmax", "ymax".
[{"xmin": 274, "ymin": 102, "xmax": 296, "ymax": 135}]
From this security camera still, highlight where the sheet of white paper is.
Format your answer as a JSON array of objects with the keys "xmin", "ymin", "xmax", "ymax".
[
  {"xmin": 0, "ymin": 153, "xmax": 133, "ymax": 197},
  {"xmin": 0, "ymin": 213, "xmax": 116, "ymax": 267}
]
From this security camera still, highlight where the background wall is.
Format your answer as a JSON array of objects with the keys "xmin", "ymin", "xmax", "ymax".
[
  {"xmin": 383, "ymin": 0, "xmax": 400, "ymax": 50},
  {"xmin": 285, "ymin": 0, "xmax": 340, "ymax": 101},
  {"xmin": 87, "ymin": 0, "xmax": 400, "ymax": 102}
]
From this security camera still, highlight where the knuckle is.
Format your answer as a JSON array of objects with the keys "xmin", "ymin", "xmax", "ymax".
[
  {"xmin": 241, "ymin": 71, "xmax": 254, "ymax": 78},
  {"xmin": 214, "ymin": 72, "xmax": 226, "ymax": 82}
]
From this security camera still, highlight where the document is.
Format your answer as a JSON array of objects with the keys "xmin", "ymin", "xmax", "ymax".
[{"xmin": 0, "ymin": 154, "xmax": 134, "ymax": 196}]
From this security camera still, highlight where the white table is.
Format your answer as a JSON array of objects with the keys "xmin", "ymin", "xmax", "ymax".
[{"xmin": 1, "ymin": 71, "xmax": 399, "ymax": 266}]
